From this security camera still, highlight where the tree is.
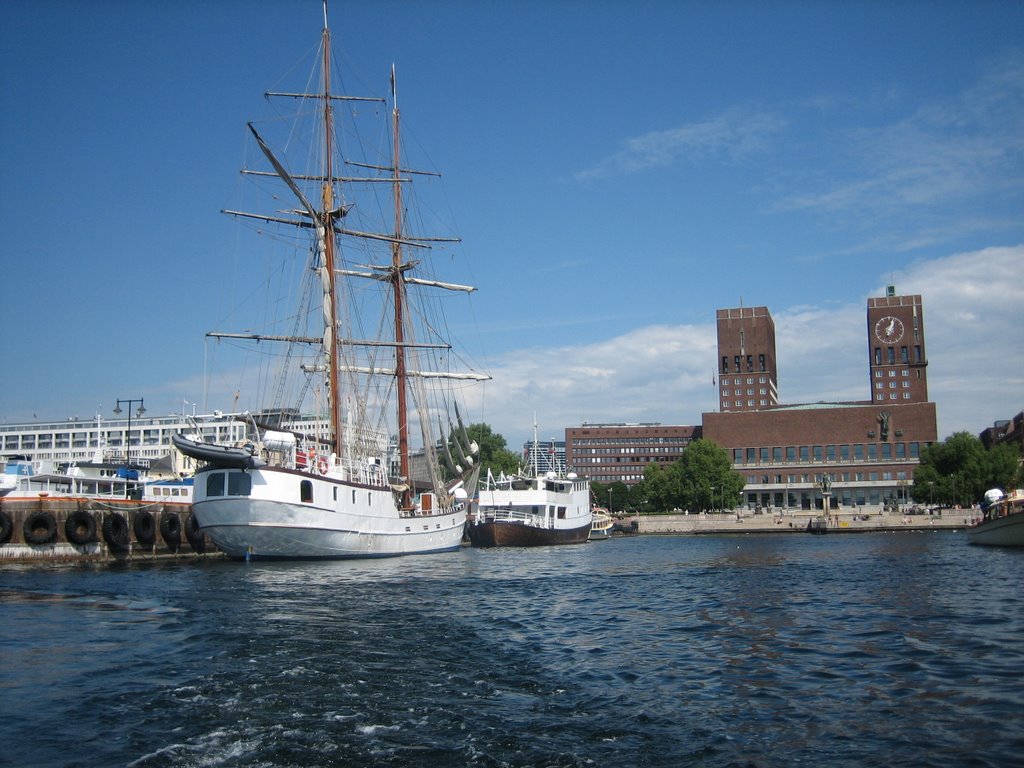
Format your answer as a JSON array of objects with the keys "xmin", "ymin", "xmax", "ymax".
[
  {"xmin": 913, "ymin": 432, "xmax": 1021, "ymax": 506},
  {"xmin": 632, "ymin": 439, "xmax": 745, "ymax": 513},
  {"xmin": 677, "ymin": 439, "xmax": 745, "ymax": 513},
  {"xmin": 591, "ymin": 480, "xmax": 632, "ymax": 513},
  {"xmin": 464, "ymin": 423, "xmax": 521, "ymax": 478}
]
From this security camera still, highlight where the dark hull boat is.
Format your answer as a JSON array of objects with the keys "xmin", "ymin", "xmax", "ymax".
[{"xmin": 466, "ymin": 517, "xmax": 591, "ymax": 547}]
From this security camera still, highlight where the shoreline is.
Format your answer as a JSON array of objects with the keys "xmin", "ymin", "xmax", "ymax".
[{"xmin": 621, "ymin": 509, "xmax": 973, "ymax": 536}]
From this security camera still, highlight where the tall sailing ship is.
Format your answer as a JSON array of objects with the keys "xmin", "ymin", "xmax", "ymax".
[{"xmin": 174, "ymin": 5, "xmax": 488, "ymax": 559}]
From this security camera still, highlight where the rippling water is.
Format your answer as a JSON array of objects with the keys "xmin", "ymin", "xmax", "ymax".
[{"xmin": 1, "ymin": 532, "xmax": 1022, "ymax": 767}]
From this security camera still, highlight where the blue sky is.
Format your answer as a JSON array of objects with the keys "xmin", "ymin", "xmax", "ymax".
[{"xmin": 1, "ymin": 0, "xmax": 1022, "ymax": 451}]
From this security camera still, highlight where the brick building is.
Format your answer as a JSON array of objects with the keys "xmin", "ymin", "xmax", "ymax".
[
  {"xmin": 702, "ymin": 286, "xmax": 939, "ymax": 511},
  {"xmin": 716, "ymin": 306, "xmax": 779, "ymax": 412},
  {"xmin": 564, "ymin": 423, "xmax": 697, "ymax": 485}
]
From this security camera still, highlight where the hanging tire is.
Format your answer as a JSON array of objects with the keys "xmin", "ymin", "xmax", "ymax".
[
  {"xmin": 24, "ymin": 511, "xmax": 57, "ymax": 545},
  {"xmin": 65, "ymin": 510, "xmax": 98, "ymax": 545},
  {"xmin": 102, "ymin": 512, "xmax": 130, "ymax": 552},
  {"xmin": 185, "ymin": 513, "xmax": 205, "ymax": 554},
  {"xmin": 133, "ymin": 510, "xmax": 156, "ymax": 548},
  {"xmin": 160, "ymin": 512, "xmax": 182, "ymax": 551},
  {"xmin": 0, "ymin": 510, "xmax": 13, "ymax": 545}
]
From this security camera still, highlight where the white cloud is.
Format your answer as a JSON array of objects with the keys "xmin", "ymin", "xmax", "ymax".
[
  {"xmin": 574, "ymin": 109, "xmax": 787, "ymax": 181},
  {"xmin": 478, "ymin": 246, "xmax": 1023, "ymax": 448}
]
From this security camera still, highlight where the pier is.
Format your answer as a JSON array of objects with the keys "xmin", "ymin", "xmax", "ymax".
[{"xmin": 627, "ymin": 508, "xmax": 972, "ymax": 535}]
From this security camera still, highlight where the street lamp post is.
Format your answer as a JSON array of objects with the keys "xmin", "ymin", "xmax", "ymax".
[
  {"xmin": 113, "ymin": 397, "xmax": 146, "ymax": 497},
  {"xmin": 608, "ymin": 488, "xmax": 613, "ymax": 514}
]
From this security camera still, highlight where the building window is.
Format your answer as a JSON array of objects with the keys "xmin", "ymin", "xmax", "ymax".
[
  {"xmin": 915, "ymin": 345, "xmax": 922, "ymax": 362},
  {"xmin": 888, "ymin": 347, "xmax": 895, "ymax": 364},
  {"xmin": 876, "ymin": 394, "xmax": 885, "ymax": 401},
  {"xmin": 875, "ymin": 347, "xmax": 882, "ymax": 364},
  {"xmin": 800, "ymin": 446, "xmax": 810, "ymax": 462},
  {"xmin": 901, "ymin": 346, "xmax": 908, "ymax": 363},
  {"xmin": 722, "ymin": 356, "xmax": 729, "ymax": 373},
  {"xmin": 747, "ymin": 355, "xmax": 753, "ymax": 372},
  {"xmin": 746, "ymin": 448, "xmax": 756, "ymax": 463},
  {"xmin": 759, "ymin": 353, "xmax": 766, "ymax": 372},
  {"xmin": 773, "ymin": 447, "xmax": 783, "ymax": 462},
  {"xmin": 786, "ymin": 446, "xmax": 796, "ymax": 461},
  {"xmin": 867, "ymin": 444, "xmax": 878, "ymax": 460},
  {"xmin": 876, "ymin": 382, "xmax": 884, "ymax": 390},
  {"xmin": 890, "ymin": 393, "xmax": 897, "ymax": 400},
  {"xmin": 760, "ymin": 447, "xmax": 770, "ymax": 463},
  {"xmin": 875, "ymin": 370, "xmax": 883, "ymax": 378},
  {"xmin": 903, "ymin": 392, "xmax": 911, "ymax": 399}
]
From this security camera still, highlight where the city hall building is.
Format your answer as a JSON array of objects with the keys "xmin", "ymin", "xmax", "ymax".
[{"xmin": 702, "ymin": 287, "xmax": 938, "ymax": 511}]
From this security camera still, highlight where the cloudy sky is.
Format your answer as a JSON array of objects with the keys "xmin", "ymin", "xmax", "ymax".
[{"xmin": 1, "ymin": 1, "xmax": 1021, "ymax": 450}]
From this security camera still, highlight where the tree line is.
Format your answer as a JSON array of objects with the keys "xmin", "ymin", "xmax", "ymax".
[{"xmin": 462, "ymin": 423, "xmax": 1022, "ymax": 513}]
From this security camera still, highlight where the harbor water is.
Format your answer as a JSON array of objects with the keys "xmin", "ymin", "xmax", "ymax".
[{"xmin": 1, "ymin": 531, "xmax": 1021, "ymax": 767}]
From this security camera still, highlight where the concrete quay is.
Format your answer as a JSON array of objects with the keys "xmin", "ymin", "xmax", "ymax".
[{"xmin": 628, "ymin": 509, "xmax": 975, "ymax": 535}]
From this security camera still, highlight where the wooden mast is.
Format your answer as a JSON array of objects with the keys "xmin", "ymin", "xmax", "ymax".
[
  {"xmin": 390, "ymin": 65, "xmax": 412, "ymax": 509},
  {"xmin": 320, "ymin": 8, "xmax": 343, "ymax": 457}
]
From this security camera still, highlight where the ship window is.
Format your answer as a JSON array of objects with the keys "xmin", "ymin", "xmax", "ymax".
[
  {"xmin": 228, "ymin": 472, "xmax": 251, "ymax": 496},
  {"xmin": 557, "ymin": 507, "xmax": 566, "ymax": 519},
  {"xmin": 206, "ymin": 472, "xmax": 225, "ymax": 497},
  {"xmin": 301, "ymin": 480, "xmax": 313, "ymax": 503}
]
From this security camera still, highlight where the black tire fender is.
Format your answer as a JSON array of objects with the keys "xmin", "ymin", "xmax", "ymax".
[
  {"xmin": 160, "ymin": 512, "xmax": 182, "ymax": 550},
  {"xmin": 133, "ymin": 510, "xmax": 156, "ymax": 547},
  {"xmin": 24, "ymin": 511, "xmax": 58, "ymax": 545},
  {"xmin": 102, "ymin": 512, "xmax": 130, "ymax": 551},
  {"xmin": 65, "ymin": 510, "xmax": 98, "ymax": 545}
]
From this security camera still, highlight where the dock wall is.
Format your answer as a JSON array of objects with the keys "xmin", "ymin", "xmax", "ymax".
[{"xmin": 0, "ymin": 496, "xmax": 216, "ymax": 563}]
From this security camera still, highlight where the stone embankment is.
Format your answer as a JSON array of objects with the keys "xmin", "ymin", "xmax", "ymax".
[{"xmin": 627, "ymin": 509, "xmax": 974, "ymax": 535}]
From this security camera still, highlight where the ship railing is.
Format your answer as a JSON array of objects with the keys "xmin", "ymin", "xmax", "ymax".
[{"xmin": 478, "ymin": 507, "xmax": 548, "ymax": 527}]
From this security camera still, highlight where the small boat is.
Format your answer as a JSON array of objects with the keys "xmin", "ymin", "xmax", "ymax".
[
  {"xmin": 589, "ymin": 508, "xmax": 613, "ymax": 540},
  {"xmin": 968, "ymin": 488, "xmax": 1024, "ymax": 546},
  {"xmin": 467, "ymin": 468, "xmax": 592, "ymax": 547},
  {"xmin": 178, "ymin": 5, "xmax": 487, "ymax": 560}
]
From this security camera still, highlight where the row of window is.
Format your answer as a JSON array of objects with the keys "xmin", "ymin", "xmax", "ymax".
[
  {"xmin": 722, "ymin": 388, "xmax": 769, "ymax": 397},
  {"xmin": 876, "ymin": 392, "xmax": 914, "ymax": 401},
  {"xmin": 744, "ymin": 470, "xmax": 909, "ymax": 485},
  {"xmin": 732, "ymin": 442, "xmax": 927, "ymax": 464},
  {"xmin": 2, "ymin": 425, "xmax": 247, "ymax": 451},
  {"xmin": 720, "ymin": 376, "xmax": 770, "ymax": 386},
  {"xmin": 573, "ymin": 446, "xmax": 686, "ymax": 456},
  {"xmin": 873, "ymin": 345, "xmax": 923, "ymax": 365},
  {"xmin": 570, "ymin": 436, "xmax": 692, "ymax": 446},
  {"xmin": 721, "ymin": 353, "xmax": 768, "ymax": 374},
  {"xmin": 724, "ymin": 400, "xmax": 770, "ymax": 408}
]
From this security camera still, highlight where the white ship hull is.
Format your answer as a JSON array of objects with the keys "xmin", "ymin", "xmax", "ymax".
[
  {"xmin": 967, "ymin": 512, "xmax": 1024, "ymax": 547},
  {"xmin": 192, "ymin": 467, "xmax": 466, "ymax": 559}
]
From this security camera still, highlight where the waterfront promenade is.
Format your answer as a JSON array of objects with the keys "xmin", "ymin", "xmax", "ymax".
[{"xmin": 629, "ymin": 507, "xmax": 974, "ymax": 535}]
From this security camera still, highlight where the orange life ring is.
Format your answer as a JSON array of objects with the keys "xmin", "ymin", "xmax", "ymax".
[{"xmin": 317, "ymin": 456, "xmax": 330, "ymax": 475}]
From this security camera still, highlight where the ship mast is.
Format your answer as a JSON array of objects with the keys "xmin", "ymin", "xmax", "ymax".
[
  {"xmin": 390, "ymin": 65, "xmax": 412, "ymax": 510},
  {"xmin": 320, "ymin": 9, "xmax": 343, "ymax": 455}
]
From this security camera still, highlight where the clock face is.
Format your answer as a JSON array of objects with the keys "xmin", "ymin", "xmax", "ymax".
[{"xmin": 875, "ymin": 315, "xmax": 905, "ymax": 343}]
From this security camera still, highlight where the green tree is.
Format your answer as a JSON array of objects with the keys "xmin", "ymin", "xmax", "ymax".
[
  {"xmin": 465, "ymin": 423, "xmax": 521, "ymax": 478},
  {"xmin": 632, "ymin": 439, "xmax": 745, "ymax": 513},
  {"xmin": 591, "ymin": 480, "xmax": 632, "ymax": 513},
  {"xmin": 678, "ymin": 438, "xmax": 745, "ymax": 513},
  {"xmin": 913, "ymin": 432, "xmax": 1021, "ymax": 506}
]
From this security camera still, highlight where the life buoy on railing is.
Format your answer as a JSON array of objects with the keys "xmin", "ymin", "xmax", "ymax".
[
  {"xmin": 102, "ymin": 512, "xmax": 130, "ymax": 552},
  {"xmin": 24, "ymin": 511, "xmax": 57, "ymax": 545},
  {"xmin": 133, "ymin": 511, "xmax": 156, "ymax": 548},
  {"xmin": 160, "ymin": 512, "xmax": 182, "ymax": 551},
  {"xmin": 0, "ymin": 509, "xmax": 13, "ymax": 545},
  {"xmin": 317, "ymin": 456, "xmax": 330, "ymax": 475},
  {"xmin": 65, "ymin": 510, "xmax": 97, "ymax": 546}
]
